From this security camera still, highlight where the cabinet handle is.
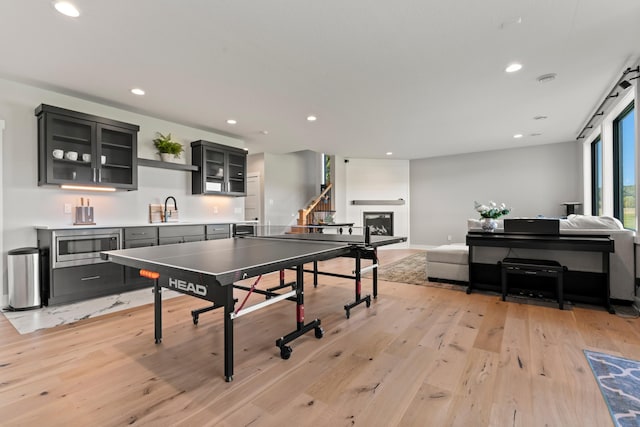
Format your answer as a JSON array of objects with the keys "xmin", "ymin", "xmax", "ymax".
[
  {"xmin": 81, "ymin": 275, "xmax": 101, "ymax": 281},
  {"xmin": 131, "ymin": 232, "xmax": 146, "ymax": 236},
  {"xmin": 98, "ymin": 168, "xmax": 102, "ymax": 183},
  {"xmin": 92, "ymin": 168, "xmax": 97, "ymax": 182}
]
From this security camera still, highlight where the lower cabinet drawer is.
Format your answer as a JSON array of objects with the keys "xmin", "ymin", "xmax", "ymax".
[
  {"xmin": 124, "ymin": 238, "xmax": 157, "ymax": 249},
  {"xmin": 158, "ymin": 225, "xmax": 205, "ymax": 238},
  {"xmin": 206, "ymin": 224, "xmax": 230, "ymax": 240},
  {"xmin": 158, "ymin": 235, "xmax": 205, "ymax": 245},
  {"xmin": 51, "ymin": 263, "xmax": 124, "ymax": 301},
  {"xmin": 158, "ymin": 236, "xmax": 184, "ymax": 245},
  {"xmin": 124, "ymin": 227, "xmax": 158, "ymax": 241}
]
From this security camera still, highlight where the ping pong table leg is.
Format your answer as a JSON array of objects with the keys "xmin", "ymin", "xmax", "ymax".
[
  {"xmin": 275, "ymin": 264, "xmax": 323, "ymax": 360},
  {"xmin": 313, "ymin": 261, "xmax": 318, "ymax": 287},
  {"xmin": 224, "ymin": 287, "xmax": 235, "ymax": 382},
  {"xmin": 343, "ymin": 249, "xmax": 371, "ymax": 318},
  {"xmin": 372, "ymin": 248, "xmax": 379, "ymax": 299},
  {"xmin": 154, "ymin": 278, "xmax": 162, "ymax": 344}
]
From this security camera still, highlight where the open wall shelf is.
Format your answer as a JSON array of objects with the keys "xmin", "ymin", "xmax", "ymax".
[{"xmin": 137, "ymin": 158, "xmax": 198, "ymax": 172}]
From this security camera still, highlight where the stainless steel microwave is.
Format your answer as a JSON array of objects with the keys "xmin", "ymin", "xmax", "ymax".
[{"xmin": 52, "ymin": 228, "xmax": 122, "ymax": 268}]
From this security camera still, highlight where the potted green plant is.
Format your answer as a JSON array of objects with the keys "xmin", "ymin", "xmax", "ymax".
[{"xmin": 153, "ymin": 132, "xmax": 184, "ymax": 162}]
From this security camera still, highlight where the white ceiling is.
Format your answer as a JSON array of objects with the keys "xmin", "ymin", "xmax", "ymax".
[{"xmin": 1, "ymin": 0, "xmax": 639, "ymax": 159}]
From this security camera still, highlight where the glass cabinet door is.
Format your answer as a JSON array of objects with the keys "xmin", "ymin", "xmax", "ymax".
[
  {"xmin": 227, "ymin": 153, "xmax": 246, "ymax": 194},
  {"xmin": 46, "ymin": 114, "xmax": 95, "ymax": 184},
  {"xmin": 204, "ymin": 148, "xmax": 225, "ymax": 192},
  {"xmin": 98, "ymin": 124, "xmax": 136, "ymax": 188}
]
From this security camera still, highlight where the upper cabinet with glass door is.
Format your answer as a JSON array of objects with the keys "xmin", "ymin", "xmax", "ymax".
[
  {"xmin": 191, "ymin": 140, "xmax": 246, "ymax": 196},
  {"xmin": 35, "ymin": 104, "xmax": 139, "ymax": 190}
]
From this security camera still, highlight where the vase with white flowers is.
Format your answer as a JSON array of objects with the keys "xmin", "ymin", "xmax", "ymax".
[{"xmin": 474, "ymin": 201, "xmax": 510, "ymax": 232}]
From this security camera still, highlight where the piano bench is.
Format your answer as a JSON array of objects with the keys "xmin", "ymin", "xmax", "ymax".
[{"xmin": 500, "ymin": 258, "xmax": 566, "ymax": 310}]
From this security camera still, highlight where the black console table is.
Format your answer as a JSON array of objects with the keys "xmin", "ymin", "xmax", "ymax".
[{"xmin": 466, "ymin": 232, "xmax": 615, "ymax": 312}]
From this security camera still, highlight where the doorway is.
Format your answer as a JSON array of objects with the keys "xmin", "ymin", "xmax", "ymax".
[{"xmin": 245, "ymin": 172, "xmax": 262, "ymax": 223}]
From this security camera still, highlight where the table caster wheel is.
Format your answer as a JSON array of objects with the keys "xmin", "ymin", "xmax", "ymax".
[
  {"xmin": 155, "ymin": 338, "xmax": 162, "ymax": 344},
  {"xmin": 466, "ymin": 288, "xmax": 472, "ymax": 294},
  {"xmin": 345, "ymin": 309, "xmax": 350, "ymax": 319},
  {"xmin": 280, "ymin": 345, "xmax": 292, "ymax": 360},
  {"xmin": 315, "ymin": 326, "xmax": 324, "ymax": 339},
  {"xmin": 366, "ymin": 299, "xmax": 371, "ymax": 308},
  {"xmin": 193, "ymin": 315, "xmax": 199, "ymax": 325}
]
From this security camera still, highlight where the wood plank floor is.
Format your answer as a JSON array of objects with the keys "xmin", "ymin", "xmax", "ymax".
[{"xmin": 1, "ymin": 249, "xmax": 639, "ymax": 426}]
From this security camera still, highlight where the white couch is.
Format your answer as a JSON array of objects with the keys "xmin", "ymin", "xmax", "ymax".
[{"xmin": 469, "ymin": 215, "xmax": 635, "ymax": 302}]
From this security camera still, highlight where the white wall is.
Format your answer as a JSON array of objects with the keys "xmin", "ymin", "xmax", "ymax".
[
  {"xmin": 0, "ymin": 119, "xmax": 4, "ymax": 305},
  {"xmin": 410, "ymin": 142, "xmax": 582, "ymax": 247},
  {"xmin": 261, "ymin": 151, "xmax": 320, "ymax": 227},
  {"xmin": 343, "ymin": 158, "xmax": 410, "ymax": 248},
  {"xmin": 0, "ymin": 77, "xmax": 247, "ymax": 297}
]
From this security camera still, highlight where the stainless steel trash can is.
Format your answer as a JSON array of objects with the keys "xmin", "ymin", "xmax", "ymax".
[{"xmin": 8, "ymin": 247, "xmax": 41, "ymax": 310}]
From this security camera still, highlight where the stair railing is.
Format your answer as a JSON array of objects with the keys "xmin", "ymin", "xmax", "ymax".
[{"xmin": 297, "ymin": 183, "xmax": 333, "ymax": 227}]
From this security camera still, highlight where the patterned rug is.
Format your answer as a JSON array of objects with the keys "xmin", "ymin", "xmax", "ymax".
[
  {"xmin": 584, "ymin": 350, "xmax": 640, "ymax": 427},
  {"xmin": 365, "ymin": 252, "xmax": 466, "ymax": 291}
]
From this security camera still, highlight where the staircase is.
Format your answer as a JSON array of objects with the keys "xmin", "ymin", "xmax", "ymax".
[{"xmin": 295, "ymin": 183, "xmax": 333, "ymax": 231}]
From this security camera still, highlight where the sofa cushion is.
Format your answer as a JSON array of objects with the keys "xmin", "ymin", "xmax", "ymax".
[
  {"xmin": 427, "ymin": 243, "xmax": 468, "ymax": 265},
  {"xmin": 560, "ymin": 215, "xmax": 624, "ymax": 230}
]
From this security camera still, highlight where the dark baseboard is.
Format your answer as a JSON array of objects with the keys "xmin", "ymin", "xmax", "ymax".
[{"xmin": 427, "ymin": 277, "xmax": 469, "ymax": 286}]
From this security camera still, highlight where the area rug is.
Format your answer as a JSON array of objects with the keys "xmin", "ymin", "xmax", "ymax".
[
  {"xmin": 364, "ymin": 252, "xmax": 466, "ymax": 291},
  {"xmin": 584, "ymin": 350, "xmax": 640, "ymax": 427}
]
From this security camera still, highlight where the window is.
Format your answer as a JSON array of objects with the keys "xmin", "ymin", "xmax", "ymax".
[
  {"xmin": 613, "ymin": 102, "xmax": 636, "ymax": 229},
  {"xmin": 591, "ymin": 136, "xmax": 603, "ymax": 216}
]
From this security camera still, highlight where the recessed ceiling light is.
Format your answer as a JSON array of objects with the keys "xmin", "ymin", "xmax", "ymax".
[
  {"xmin": 54, "ymin": 1, "xmax": 80, "ymax": 17},
  {"xmin": 386, "ymin": 152, "xmax": 393, "ymax": 156},
  {"xmin": 307, "ymin": 115, "xmax": 317, "ymax": 122},
  {"xmin": 530, "ymin": 133, "xmax": 542, "ymax": 137},
  {"xmin": 505, "ymin": 63, "xmax": 523, "ymax": 73},
  {"xmin": 260, "ymin": 130, "xmax": 269, "ymax": 135},
  {"xmin": 537, "ymin": 73, "xmax": 557, "ymax": 83},
  {"xmin": 131, "ymin": 88, "xmax": 145, "ymax": 96},
  {"xmin": 533, "ymin": 115, "xmax": 548, "ymax": 120},
  {"xmin": 226, "ymin": 119, "xmax": 237, "ymax": 125},
  {"xmin": 513, "ymin": 134, "xmax": 523, "ymax": 138}
]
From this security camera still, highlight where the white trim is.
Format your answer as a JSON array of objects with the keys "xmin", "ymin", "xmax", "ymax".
[{"xmin": 581, "ymin": 89, "xmax": 635, "ymax": 218}]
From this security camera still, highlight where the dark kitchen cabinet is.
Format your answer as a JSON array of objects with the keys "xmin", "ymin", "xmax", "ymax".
[
  {"xmin": 50, "ymin": 263, "xmax": 124, "ymax": 306},
  {"xmin": 36, "ymin": 104, "xmax": 139, "ymax": 190},
  {"xmin": 158, "ymin": 225, "xmax": 206, "ymax": 245},
  {"xmin": 123, "ymin": 226, "xmax": 158, "ymax": 286},
  {"xmin": 191, "ymin": 140, "xmax": 246, "ymax": 196},
  {"xmin": 206, "ymin": 224, "xmax": 231, "ymax": 240}
]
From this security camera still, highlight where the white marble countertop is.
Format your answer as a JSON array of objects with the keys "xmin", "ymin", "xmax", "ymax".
[{"xmin": 35, "ymin": 219, "xmax": 257, "ymax": 230}]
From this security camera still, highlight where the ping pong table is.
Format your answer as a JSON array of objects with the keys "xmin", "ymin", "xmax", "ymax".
[{"xmin": 101, "ymin": 227, "xmax": 406, "ymax": 382}]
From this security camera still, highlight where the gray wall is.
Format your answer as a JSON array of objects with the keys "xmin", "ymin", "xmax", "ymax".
[
  {"xmin": 261, "ymin": 151, "xmax": 321, "ymax": 227},
  {"xmin": 410, "ymin": 142, "xmax": 582, "ymax": 246}
]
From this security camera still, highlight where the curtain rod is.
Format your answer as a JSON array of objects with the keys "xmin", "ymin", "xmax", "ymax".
[{"xmin": 577, "ymin": 65, "xmax": 639, "ymax": 140}]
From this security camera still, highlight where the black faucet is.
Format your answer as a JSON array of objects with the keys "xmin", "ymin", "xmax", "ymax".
[{"xmin": 163, "ymin": 196, "xmax": 178, "ymax": 222}]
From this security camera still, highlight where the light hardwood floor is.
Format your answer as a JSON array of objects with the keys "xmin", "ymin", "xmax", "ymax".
[{"xmin": 1, "ymin": 249, "xmax": 639, "ymax": 426}]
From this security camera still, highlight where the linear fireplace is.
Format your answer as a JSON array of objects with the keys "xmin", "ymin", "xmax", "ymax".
[{"xmin": 363, "ymin": 211, "xmax": 394, "ymax": 236}]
